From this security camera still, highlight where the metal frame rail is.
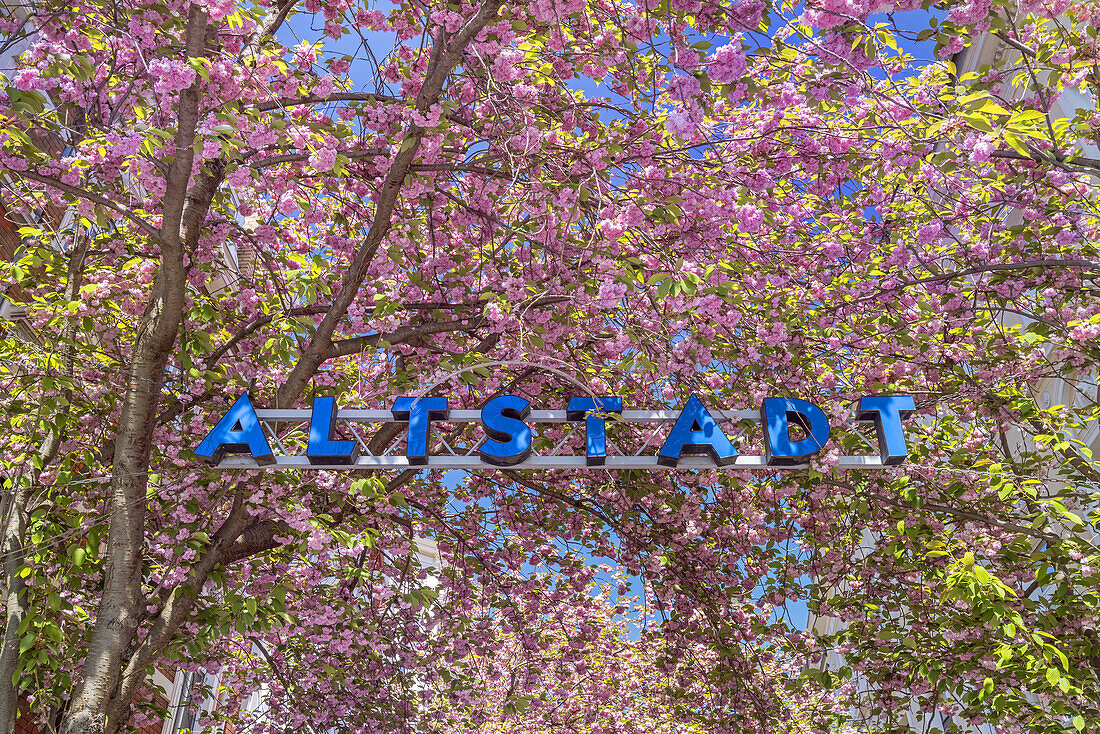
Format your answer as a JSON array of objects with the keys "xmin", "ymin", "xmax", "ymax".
[{"xmin": 211, "ymin": 409, "xmax": 891, "ymax": 471}]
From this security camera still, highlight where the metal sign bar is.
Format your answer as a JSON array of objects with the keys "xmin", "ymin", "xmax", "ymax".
[
  {"xmin": 250, "ymin": 409, "xmax": 763, "ymax": 423},
  {"xmin": 214, "ymin": 454, "xmax": 887, "ymax": 470},
  {"xmin": 202, "ymin": 407, "xmax": 891, "ymax": 471}
]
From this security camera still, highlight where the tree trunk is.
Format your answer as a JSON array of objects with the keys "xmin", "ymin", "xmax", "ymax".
[
  {"xmin": 0, "ymin": 229, "xmax": 89, "ymax": 734},
  {"xmin": 58, "ymin": 7, "xmax": 208, "ymax": 732},
  {"xmin": 0, "ymin": 479, "xmax": 32, "ymax": 734}
]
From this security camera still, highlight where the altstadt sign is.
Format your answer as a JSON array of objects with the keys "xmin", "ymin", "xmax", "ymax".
[{"xmin": 194, "ymin": 393, "xmax": 915, "ymax": 471}]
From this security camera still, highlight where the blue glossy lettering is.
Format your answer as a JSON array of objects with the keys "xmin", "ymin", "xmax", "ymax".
[
  {"xmin": 856, "ymin": 395, "xmax": 915, "ymax": 465},
  {"xmin": 761, "ymin": 397, "xmax": 830, "ymax": 466},
  {"xmin": 391, "ymin": 396, "xmax": 449, "ymax": 465},
  {"xmin": 306, "ymin": 396, "xmax": 359, "ymax": 465},
  {"xmin": 566, "ymin": 396, "xmax": 623, "ymax": 466},
  {"xmin": 658, "ymin": 394, "xmax": 737, "ymax": 467},
  {"xmin": 479, "ymin": 395, "xmax": 532, "ymax": 466},
  {"xmin": 193, "ymin": 393, "xmax": 274, "ymax": 466}
]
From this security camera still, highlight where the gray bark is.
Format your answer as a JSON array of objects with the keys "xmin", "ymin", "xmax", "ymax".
[
  {"xmin": 0, "ymin": 229, "xmax": 89, "ymax": 734},
  {"xmin": 0, "ymin": 479, "xmax": 33, "ymax": 734},
  {"xmin": 58, "ymin": 8, "xmax": 208, "ymax": 733}
]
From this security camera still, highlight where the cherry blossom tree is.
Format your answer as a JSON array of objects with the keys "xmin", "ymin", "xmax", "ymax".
[{"xmin": 1, "ymin": 0, "xmax": 1099, "ymax": 732}]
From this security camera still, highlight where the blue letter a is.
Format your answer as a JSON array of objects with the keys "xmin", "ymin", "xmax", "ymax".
[
  {"xmin": 193, "ymin": 393, "xmax": 274, "ymax": 466},
  {"xmin": 658, "ymin": 394, "xmax": 737, "ymax": 467}
]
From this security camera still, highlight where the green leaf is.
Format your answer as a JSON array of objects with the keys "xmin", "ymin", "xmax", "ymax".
[
  {"xmin": 958, "ymin": 90, "xmax": 991, "ymax": 106},
  {"xmin": 960, "ymin": 112, "xmax": 995, "ymax": 133},
  {"xmin": 1008, "ymin": 109, "xmax": 1047, "ymax": 125},
  {"xmin": 975, "ymin": 99, "xmax": 1011, "ymax": 116}
]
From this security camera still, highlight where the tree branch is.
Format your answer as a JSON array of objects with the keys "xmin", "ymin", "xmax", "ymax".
[
  {"xmin": 249, "ymin": 92, "xmax": 401, "ymax": 112},
  {"xmin": 326, "ymin": 316, "xmax": 489, "ymax": 360},
  {"xmin": 247, "ymin": 148, "xmax": 385, "ymax": 170},
  {"xmin": 243, "ymin": 0, "xmax": 300, "ymax": 59},
  {"xmin": 902, "ymin": 259, "xmax": 1099, "ymax": 287},
  {"xmin": 15, "ymin": 171, "xmax": 161, "ymax": 240},
  {"xmin": 205, "ymin": 305, "xmax": 331, "ymax": 369},
  {"xmin": 990, "ymin": 149, "xmax": 1100, "ymax": 173},
  {"xmin": 993, "ymin": 32, "xmax": 1036, "ymax": 59},
  {"xmin": 826, "ymin": 479, "xmax": 1064, "ymax": 545},
  {"xmin": 275, "ymin": 0, "xmax": 505, "ymax": 409},
  {"xmin": 222, "ymin": 518, "xmax": 292, "ymax": 565}
]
